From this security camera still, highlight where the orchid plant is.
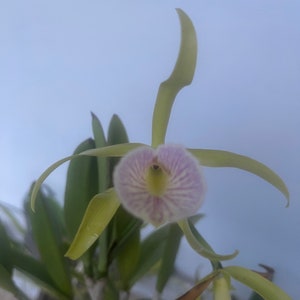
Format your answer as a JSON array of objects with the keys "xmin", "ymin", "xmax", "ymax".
[{"xmin": 27, "ymin": 8, "xmax": 291, "ymax": 300}]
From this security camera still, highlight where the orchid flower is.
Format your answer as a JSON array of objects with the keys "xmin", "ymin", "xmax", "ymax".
[{"xmin": 30, "ymin": 9, "xmax": 289, "ymax": 266}]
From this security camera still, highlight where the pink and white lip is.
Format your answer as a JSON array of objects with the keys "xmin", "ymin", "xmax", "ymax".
[{"xmin": 113, "ymin": 144, "xmax": 206, "ymax": 227}]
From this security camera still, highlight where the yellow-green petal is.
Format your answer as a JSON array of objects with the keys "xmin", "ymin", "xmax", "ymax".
[
  {"xmin": 189, "ymin": 148, "xmax": 289, "ymax": 206},
  {"xmin": 222, "ymin": 266, "xmax": 292, "ymax": 300},
  {"xmin": 213, "ymin": 275, "xmax": 231, "ymax": 300},
  {"xmin": 178, "ymin": 219, "xmax": 238, "ymax": 261},
  {"xmin": 80, "ymin": 142, "xmax": 145, "ymax": 157},
  {"xmin": 30, "ymin": 143, "xmax": 143, "ymax": 211},
  {"xmin": 65, "ymin": 188, "xmax": 120, "ymax": 260},
  {"xmin": 151, "ymin": 9, "xmax": 197, "ymax": 147}
]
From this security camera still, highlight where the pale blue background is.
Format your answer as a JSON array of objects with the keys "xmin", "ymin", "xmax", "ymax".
[{"xmin": 1, "ymin": 1, "xmax": 299, "ymax": 298}]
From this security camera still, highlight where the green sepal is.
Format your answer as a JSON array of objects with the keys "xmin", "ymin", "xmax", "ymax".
[
  {"xmin": 189, "ymin": 148, "xmax": 289, "ymax": 205},
  {"xmin": 213, "ymin": 275, "xmax": 231, "ymax": 300},
  {"xmin": 222, "ymin": 266, "xmax": 292, "ymax": 300},
  {"xmin": 65, "ymin": 188, "xmax": 120, "ymax": 260},
  {"xmin": 178, "ymin": 219, "xmax": 238, "ymax": 261},
  {"xmin": 151, "ymin": 9, "xmax": 197, "ymax": 147}
]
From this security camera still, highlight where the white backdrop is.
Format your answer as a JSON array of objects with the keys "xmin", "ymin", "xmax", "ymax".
[{"xmin": 0, "ymin": 1, "xmax": 299, "ymax": 298}]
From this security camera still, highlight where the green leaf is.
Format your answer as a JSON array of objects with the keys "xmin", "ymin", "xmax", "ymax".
[
  {"xmin": 0, "ymin": 220, "xmax": 13, "ymax": 272},
  {"xmin": 152, "ymin": 9, "xmax": 197, "ymax": 147},
  {"xmin": 128, "ymin": 224, "xmax": 171, "ymax": 286},
  {"xmin": 30, "ymin": 143, "xmax": 144, "ymax": 211},
  {"xmin": 178, "ymin": 219, "xmax": 238, "ymax": 261},
  {"xmin": 111, "ymin": 209, "xmax": 142, "ymax": 260},
  {"xmin": 113, "ymin": 208, "xmax": 142, "ymax": 288},
  {"xmin": 26, "ymin": 187, "xmax": 72, "ymax": 297},
  {"xmin": 0, "ymin": 264, "xmax": 28, "ymax": 300},
  {"xmin": 102, "ymin": 278, "xmax": 119, "ymax": 300},
  {"xmin": 156, "ymin": 223, "xmax": 182, "ymax": 293},
  {"xmin": 107, "ymin": 114, "xmax": 129, "ymax": 185},
  {"xmin": 12, "ymin": 249, "xmax": 70, "ymax": 300},
  {"xmin": 65, "ymin": 188, "xmax": 120, "ymax": 260},
  {"xmin": 0, "ymin": 202, "xmax": 25, "ymax": 235},
  {"xmin": 91, "ymin": 112, "xmax": 109, "ymax": 192},
  {"xmin": 117, "ymin": 226, "xmax": 140, "ymax": 290},
  {"xmin": 64, "ymin": 138, "xmax": 98, "ymax": 240},
  {"xmin": 107, "ymin": 114, "xmax": 129, "ymax": 145},
  {"xmin": 91, "ymin": 113, "xmax": 110, "ymax": 277},
  {"xmin": 189, "ymin": 148, "xmax": 289, "ymax": 205},
  {"xmin": 223, "ymin": 266, "xmax": 292, "ymax": 300}
]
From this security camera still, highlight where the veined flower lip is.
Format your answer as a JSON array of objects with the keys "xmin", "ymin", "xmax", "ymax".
[{"xmin": 113, "ymin": 144, "xmax": 206, "ymax": 226}]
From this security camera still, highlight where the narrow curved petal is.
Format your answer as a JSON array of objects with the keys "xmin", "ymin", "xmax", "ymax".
[
  {"xmin": 30, "ymin": 143, "xmax": 143, "ymax": 211},
  {"xmin": 151, "ymin": 9, "xmax": 197, "ymax": 147},
  {"xmin": 113, "ymin": 144, "xmax": 206, "ymax": 226},
  {"xmin": 189, "ymin": 148, "xmax": 289, "ymax": 206}
]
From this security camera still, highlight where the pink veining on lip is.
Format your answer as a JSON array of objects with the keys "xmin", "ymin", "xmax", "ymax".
[{"xmin": 113, "ymin": 144, "xmax": 206, "ymax": 226}]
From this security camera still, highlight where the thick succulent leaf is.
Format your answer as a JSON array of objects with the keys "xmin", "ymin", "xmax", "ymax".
[
  {"xmin": 12, "ymin": 249, "xmax": 69, "ymax": 300},
  {"xmin": 223, "ymin": 266, "xmax": 292, "ymax": 300},
  {"xmin": 107, "ymin": 114, "xmax": 129, "ymax": 145},
  {"xmin": 128, "ymin": 224, "xmax": 171, "ymax": 286},
  {"xmin": 156, "ymin": 223, "xmax": 182, "ymax": 293},
  {"xmin": 107, "ymin": 114, "xmax": 130, "ymax": 185},
  {"xmin": 113, "ymin": 206, "xmax": 142, "ymax": 288},
  {"xmin": 151, "ymin": 8, "xmax": 197, "ymax": 147},
  {"xmin": 112, "ymin": 208, "xmax": 142, "ymax": 254},
  {"xmin": 65, "ymin": 188, "xmax": 120, "ymax": 260},
  {"xmin": 189, "ymin": 148, "xmax": 289, "ymax": 205},
  {"xmin": 0, "ymin": 220, "xmax": 13, "ymax": 272},
  {"xmin": 91, "ymin": 113, "xmax": 110, "ymax": 276},
  {"xmin": 30, "ymin": 143, "xmax": 144, "ymax": 211},
  {"xmin": 0, "ymin": 202, "xmax": 25, "ymax": 235},
  {"xmin": 178, "ymin": 219, "xmax": 238, "ymax": 261},
  {"xmin": 117, "ymin": 228, "xmax": 140, "ymax": 290},
  {"xmin": 176, "ymin": 271, "xmax": 219, "ymax": 300},
  {"xmin": 109, "ymin": 212, "xmax": 142, "ymax": 264},
  {"xmin": 64, "ymin": 138, "xmax": 98, "ymax": 240},
  {"xmin": 102, "ymin": 279, "xmax": 119, "ymax": 300},
  {"xmin": 91, "ymin": 112, "xmax": 109, "ymax": 192},
  {"xmin": 26, "ymin": 187, "xmax": 72, "ymax": 297}
]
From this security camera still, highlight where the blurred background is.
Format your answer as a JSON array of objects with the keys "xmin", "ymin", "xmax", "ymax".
[{"xmin": 0, "ymin": 0, "xmax": 299, "ymax": 298}]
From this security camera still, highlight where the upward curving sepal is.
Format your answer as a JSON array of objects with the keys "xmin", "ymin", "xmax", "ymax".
[{"xmin": 151, "ymin": 9, "xmax": 197, "ymax": 147}]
